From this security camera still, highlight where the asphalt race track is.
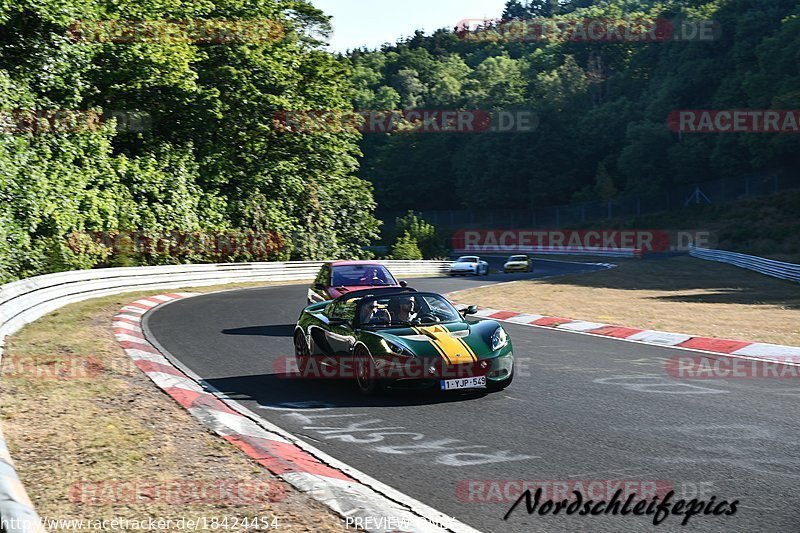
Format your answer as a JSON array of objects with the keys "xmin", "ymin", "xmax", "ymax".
[{"xmin": 146, "ymin": 259, "xmax": 800, "ymax": 532}]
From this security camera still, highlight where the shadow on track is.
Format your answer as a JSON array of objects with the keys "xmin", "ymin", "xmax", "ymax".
[
  {"xmin": 222, "ymin": 324, "xmax": 295, "ymax": 337},
  {"xmin": 203, "ymin": 373, "xmax": 489, "ymax": 409}
]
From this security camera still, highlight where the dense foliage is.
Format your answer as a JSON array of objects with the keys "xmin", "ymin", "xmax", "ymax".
[
  {"xmin": 349, "ymin": 0, "xmax": 800, "ymax": 212},
  {"xmin": 390, "ymin": 211, "xmax": 447, "ymax": 259},
  {"xmin": 0, "ymin": 0, "xmax": 380, "ymax": 283}
]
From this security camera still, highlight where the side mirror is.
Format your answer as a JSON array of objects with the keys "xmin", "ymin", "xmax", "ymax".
[
  {"xmin": 399, "ymin": 280, "xmax": 408, "ymax": 287},
  {"xmin": 461, "ymin": 305, "xmax": 478, "ymax": 317},
  {"xmin": 314, "ymin": 282, "xmax": 325, "ymax": 290}
]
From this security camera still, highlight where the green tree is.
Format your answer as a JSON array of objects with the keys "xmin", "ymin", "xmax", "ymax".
[
  {"xmin": 389, "ymin": 231, "xmax": 422, "ymax": 260},
  {"xmin": 0, "ymin": 0, "xmax": 382, "ymax": 282},
  {"xmin": 394, "ymin": 211, "xmax": 446, "ymax": 259},
  {"xmin": 593, "ymin": 163, "xmax": 617, "ymax": 200}
]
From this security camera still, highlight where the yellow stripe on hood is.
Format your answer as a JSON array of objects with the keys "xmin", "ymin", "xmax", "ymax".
[{"xmin": 413, "ymin": 325, "xmax": 477, "ymax": 365}]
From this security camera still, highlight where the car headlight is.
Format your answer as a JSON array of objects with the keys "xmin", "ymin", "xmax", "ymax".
[
  {"xmin": 382, "ymin": 339, "xmax": 415, "ymax": 358},
  {"xmin": 491, "ymin": 327, "xmax": 509, "ymax": 351}
]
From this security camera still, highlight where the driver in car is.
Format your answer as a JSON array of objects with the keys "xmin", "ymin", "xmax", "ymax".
[
  {"xmin": 360, "ymin": 267, "xmax": 385, "ymax": 285},
  {"xmin": 361, "ymin": 299, "xmax": 391, "ymax": 324},
  {"xmin": 390, "ymin": 295, "xmax": 418, "ymax": 323}
]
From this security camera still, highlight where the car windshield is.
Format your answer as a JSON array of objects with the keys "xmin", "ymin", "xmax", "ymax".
[
  {"xmin": 331, "ymin": 265, "xmax": 397, "ymax": 287},
  {"xmin": 509, "ymin": 256, "xmax": 528, "ymax": 261},
  {"xmin": 457, "ymin": 257, "xmax": 478, "ymax": 263},
  {"xmin": 358, "ymin": 293, "xmax": 462, "ymax": 327}
]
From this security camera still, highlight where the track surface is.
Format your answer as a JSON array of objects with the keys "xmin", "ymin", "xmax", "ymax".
[{"xmin": 147, "ymin": 259, "xmax": 799, "ymax": 532}]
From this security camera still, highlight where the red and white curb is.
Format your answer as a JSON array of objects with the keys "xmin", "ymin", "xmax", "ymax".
[
  {"xmin": 447, "ymin": 298, "xmax": 800, "ymax": 366},
  {"xmin": 114, "ymin": 294, "xmax": 479, "ymax": 533}
]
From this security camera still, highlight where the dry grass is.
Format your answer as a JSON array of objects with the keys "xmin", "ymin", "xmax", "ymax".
[
  {"xmin": 453, "ymin": 256, "xmax": 800, "ymax": 346},
  {"xmin": 0, "ymin": 280, "xmax": 350, "ymax": 531}
]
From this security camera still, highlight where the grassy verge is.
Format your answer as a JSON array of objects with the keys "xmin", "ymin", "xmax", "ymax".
[
  {"xmin": 453, "ymin": 256, "xmax": 800, "ymax": 346},
  {"xmin": 0, "ymin": 280, "xmax": 351, "ymax": 531}
]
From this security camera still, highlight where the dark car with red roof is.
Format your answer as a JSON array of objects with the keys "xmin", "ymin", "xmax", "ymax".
[{"xmin": 307, "ymin": 261, "xmax": 407, "ymax": 305}]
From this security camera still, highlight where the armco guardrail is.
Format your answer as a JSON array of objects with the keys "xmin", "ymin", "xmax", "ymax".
[
  {"xmin": 0, "ymin": 259, "xmax": 450, "ymax": 531},
  {"xmin": 453, "ymin": 246, "xmax": 641, "ymax": 258},
  {"xmin": 689, "ymin": 245, "xmax": 800, "ymax": 283}
]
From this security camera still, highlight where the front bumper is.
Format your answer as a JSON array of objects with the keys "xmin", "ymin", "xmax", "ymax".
[
  {"xmin": 504, "ymin": 263, "xmax": 529, "ymax": 271},
  {"xmin": 379, "ymin": 351, "xmax": 514, "ymax": 389}
]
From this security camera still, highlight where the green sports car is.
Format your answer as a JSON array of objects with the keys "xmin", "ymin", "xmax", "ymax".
[{"xmin": 293, "ymin": 287, "xmax": 515, "ymax": 395}]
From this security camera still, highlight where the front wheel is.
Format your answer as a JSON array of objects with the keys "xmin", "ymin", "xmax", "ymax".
[
  {"xmin": 294, "ymin": 331, "xmax": 310, "ymax": 376},
  {"xmin": 354, "ymin": 346, "xmax": 381, "ymax": 395}
]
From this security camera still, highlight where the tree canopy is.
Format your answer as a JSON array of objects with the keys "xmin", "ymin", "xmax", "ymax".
[
  {"xmin": 348, "ymin": 0, "xmax": 800, "ymax": 212},
  {"xmin": 0, "ymin": 0, "xmax": 379, "ymax": 282}
]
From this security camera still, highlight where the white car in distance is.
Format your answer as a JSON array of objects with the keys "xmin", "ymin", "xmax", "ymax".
[{"xmin": 449, "ymin": 256, "xmax": 489, "ymax": 276}]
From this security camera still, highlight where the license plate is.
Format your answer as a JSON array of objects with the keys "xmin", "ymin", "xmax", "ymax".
[{"xmin": 441, "ymin": 376, "xmax": 487, "ymax": 391}]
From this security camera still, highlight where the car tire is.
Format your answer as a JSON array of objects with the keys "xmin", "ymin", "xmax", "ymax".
[
  {"xmin": 354, "ymin": 346, "xmax": 381, "ymax": 395},
  {"xmin": 488, "ymin": 370, "xmax": 514, "ymax": 392},
  {"xmin": 293, "ymin": 331, "xmax": 310, "ymax": 377}
]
